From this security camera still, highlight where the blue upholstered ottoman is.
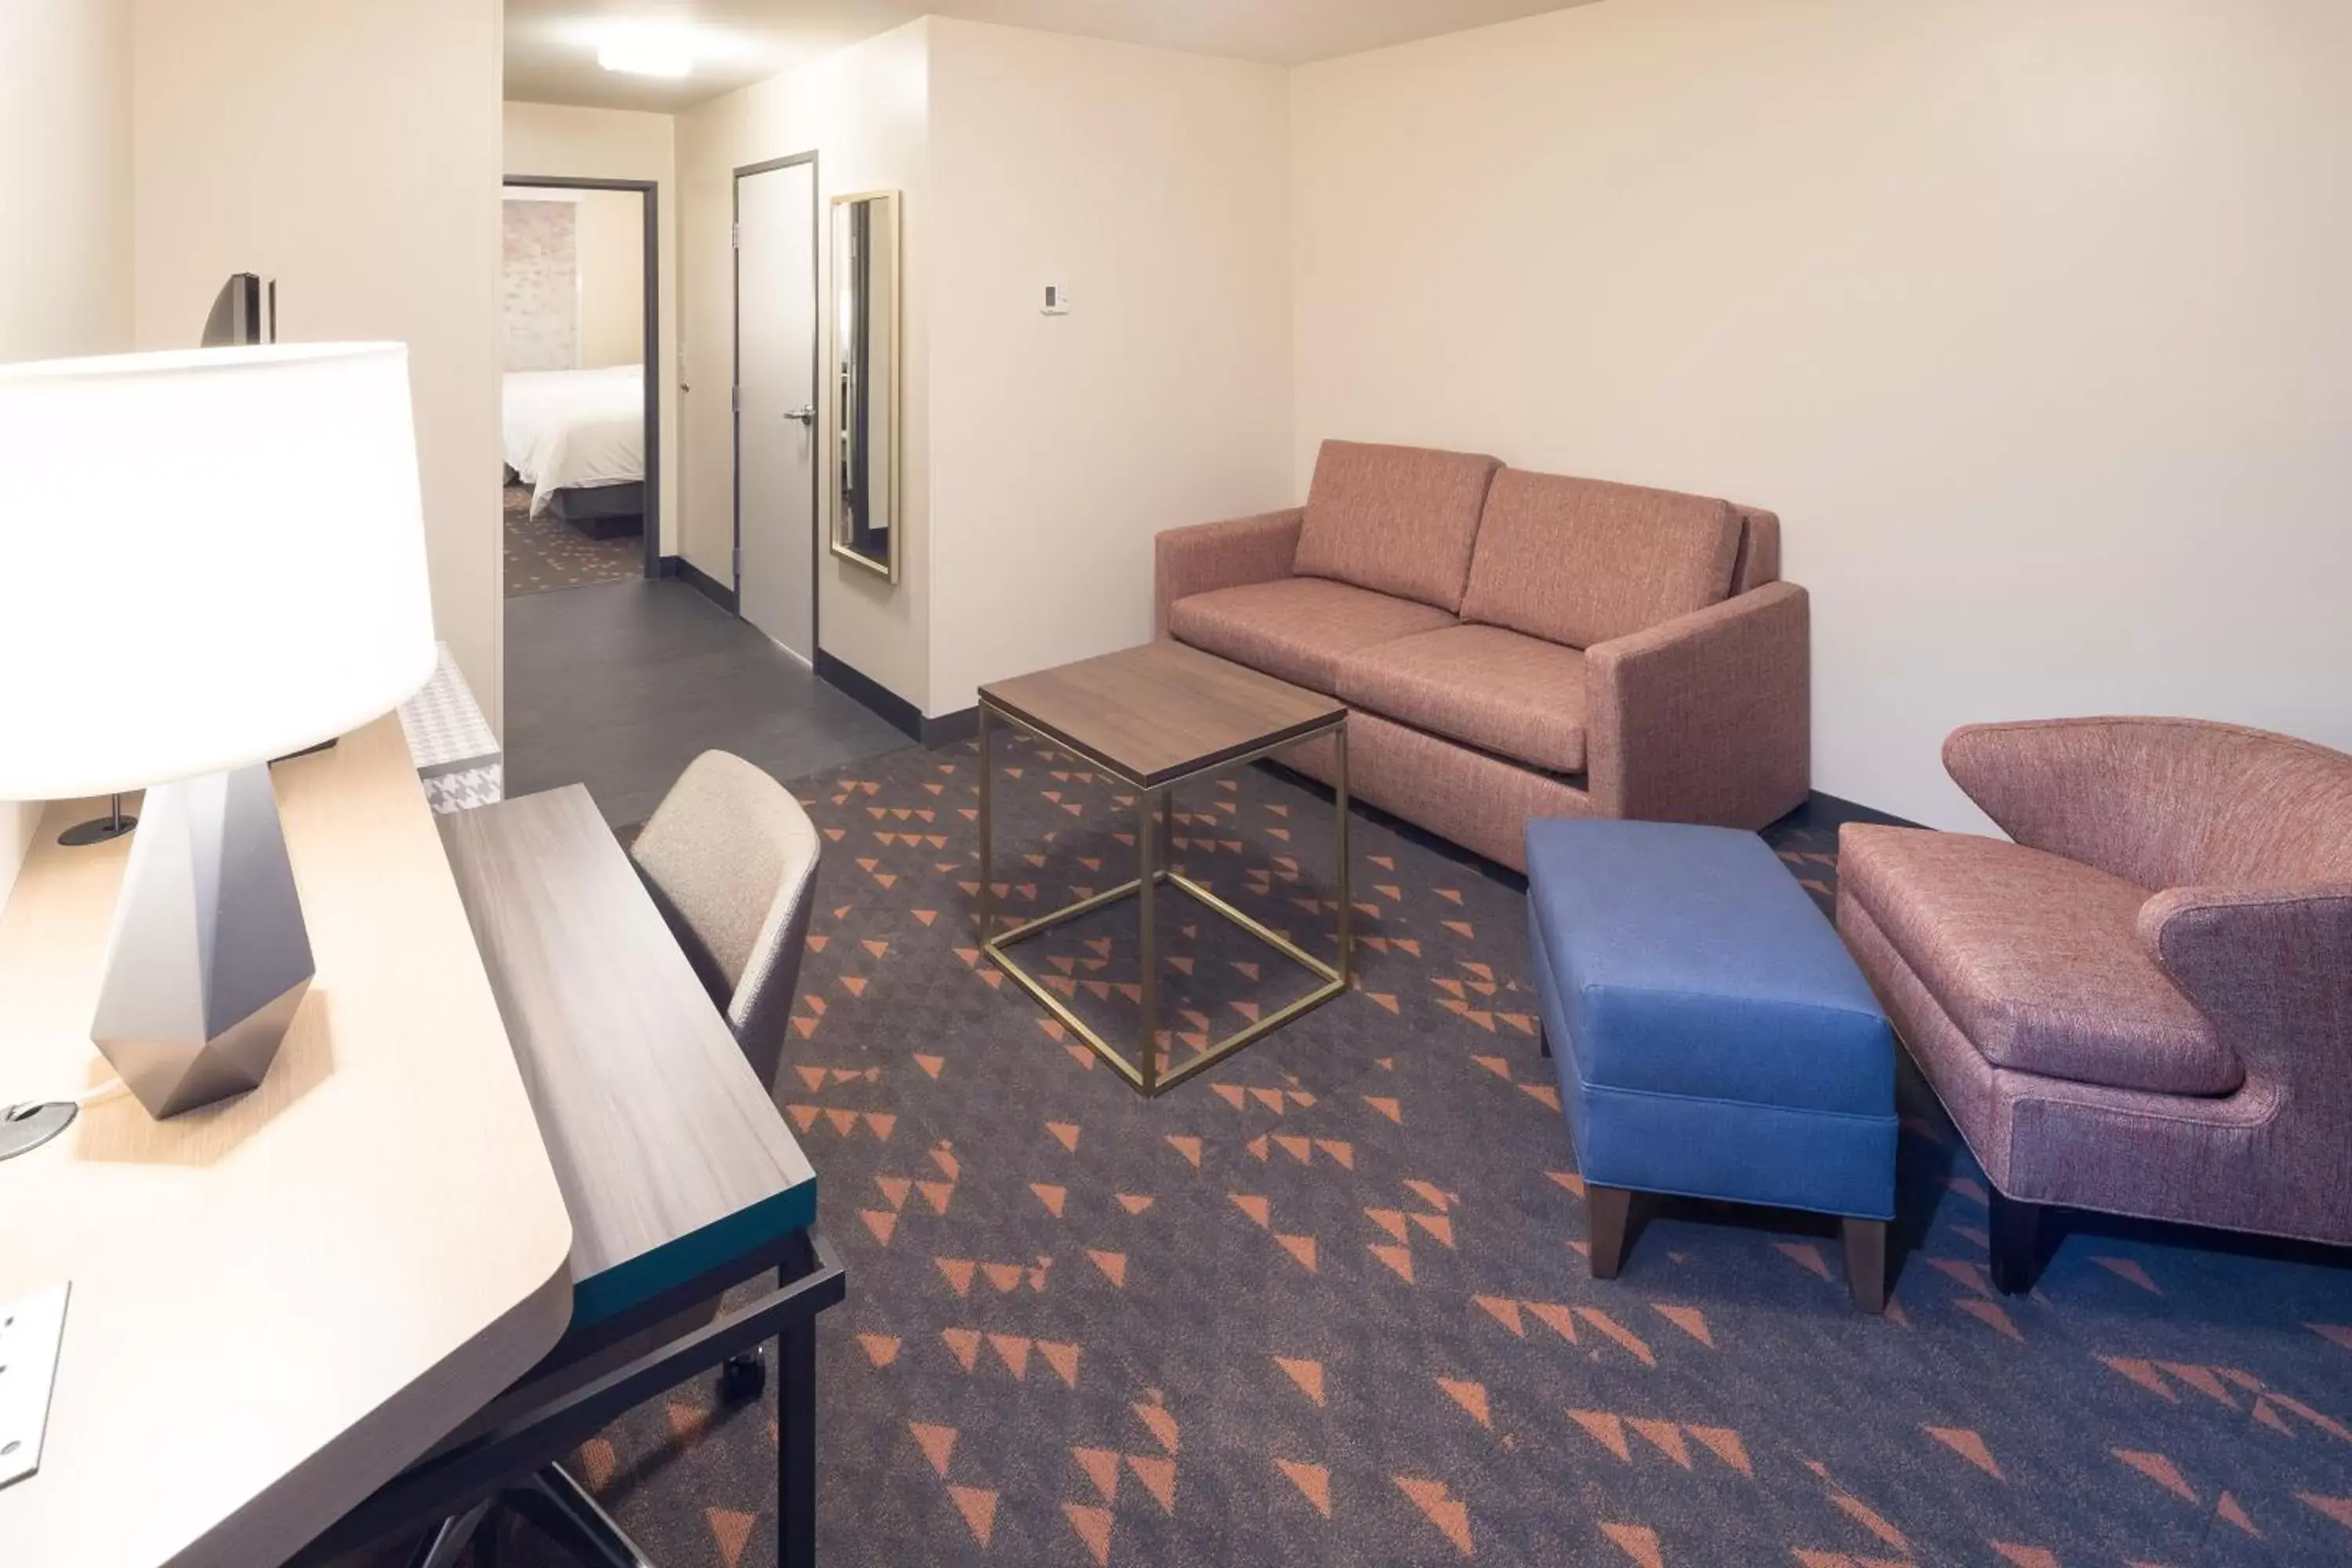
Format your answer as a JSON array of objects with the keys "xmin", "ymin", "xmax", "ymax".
[{"xmin": 1525, "ymin": 819, "xmax": 1898, "ymax": 1311}]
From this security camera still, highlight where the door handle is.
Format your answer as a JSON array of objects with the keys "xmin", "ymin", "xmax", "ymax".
[{"xmin": 784, "ymin": 405, "xmax": 816, "ymax": 426}]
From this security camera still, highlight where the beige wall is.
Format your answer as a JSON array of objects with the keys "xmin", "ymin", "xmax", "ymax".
[
  {"xmin": 503, "ymin": 101, "xmax": 680, "ymax": 557},
  {"xmin": 133, "ymin": 0, "xmax": 506, "ymax": 732},
  {"xmin": 1294, "ymin": 0, "xmax": 2352, "ymax": 829},
  {"xmin": 674, "ymin": 17, "xmax": 1290, "ymax": 720},
  {"xmin": 924, "ymin": 19, "xmax": 1293, "ymax": 717},
  {"xmin": 576, "ymin": 189, "xmax": 644, "ymax": 371},
  {"xmin": 677, "ymin": 20, "xmax": 935, "ymax": 710},
  {"xmin": 2, "ymin": 0, "xmax": 134, "ymax": 905}
]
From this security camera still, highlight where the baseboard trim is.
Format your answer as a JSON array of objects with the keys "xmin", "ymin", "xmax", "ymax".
[
  {"xmin": 816, "ymin": 651, "xmax": 923, "ymax": 743},
  {"xmin": 670, "ymin": 557, "xmax": 737, "ymax": 615},
  {"xmin": 1775, "ymin": 791, "xmax": 1926, "ymax": 834}
]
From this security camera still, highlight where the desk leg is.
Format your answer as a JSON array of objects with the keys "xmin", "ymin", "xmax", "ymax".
[
  {"xmin": 779, "ymin": 1277, "xmax": 818, "ymax": 1568},
  {"xmin": 403, "ymin": 1499, "xmax": 489, "ymax": 1568}
]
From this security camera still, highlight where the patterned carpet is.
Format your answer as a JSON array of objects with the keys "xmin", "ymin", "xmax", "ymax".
[
  {"xmin": 505, "ymin": 482, "xmax": 641, "ymax": 597},
  {"xmin": 475, "ymin": 731, "xmax": 2352, "ymax": 1568}
]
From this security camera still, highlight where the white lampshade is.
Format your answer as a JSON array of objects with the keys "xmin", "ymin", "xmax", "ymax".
[{"xmin": 0, "ymin": 343, "xmax": 436, "ymax": 799}]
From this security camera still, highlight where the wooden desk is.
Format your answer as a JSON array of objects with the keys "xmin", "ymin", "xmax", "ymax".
[
  {"xmin": 300, "ymin": 786, "xmax": 835, "ymax": 1568},
  {"xmin": 0, "ymin": 717, "xmax": 575, "ymax": 1568},
  {"xmin": 436, "ymin": 786, "xmax": 817, "ymax": 1335}
]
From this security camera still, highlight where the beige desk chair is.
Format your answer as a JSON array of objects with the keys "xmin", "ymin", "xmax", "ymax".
[{"xmin": 630, "ymin": 749, "xmax": 824, "ymax": 1093}]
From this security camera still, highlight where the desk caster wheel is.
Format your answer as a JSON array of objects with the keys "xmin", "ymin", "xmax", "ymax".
[{"xmin": 720, "ymin": 1348, "xmax": 767, "ymax": 1402}]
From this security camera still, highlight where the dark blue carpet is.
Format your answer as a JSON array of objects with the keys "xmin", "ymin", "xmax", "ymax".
[{"xmin": 492, "ymin": 731, "xmax": 2352, "ymax": 1568}]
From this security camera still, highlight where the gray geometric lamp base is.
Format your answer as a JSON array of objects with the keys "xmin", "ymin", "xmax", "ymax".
[{"xmin": 90, "ymin": 763, "xmax": 314, "ymax": 1120}]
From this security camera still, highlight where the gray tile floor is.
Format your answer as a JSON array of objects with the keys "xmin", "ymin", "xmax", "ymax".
[{"xmin": 504, "ymin": 578, "xmax": 910, "ymax": 829}]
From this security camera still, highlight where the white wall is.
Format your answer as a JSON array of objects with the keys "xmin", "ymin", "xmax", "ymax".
[
  {"xmin": 1, "ymin": 0, "xmax": 134, "ymax": 906},
  {"xmin": 503, "ymin": 101, "xmax": 681, "ymax": 557},
  {"xmin": 133, "ymin": 0, "xmax": 505, "ymax": 733},
  {"xmin": 924, "ymin": 19, "xmax": 1294, "ymax": 716},
  {"xmin": 677, "ymin": 20, "xmax": 935, "ymax": 710},
  {"xmin": 1294, "ymin": 0, "xmax": 2352, "ymax": 829}
]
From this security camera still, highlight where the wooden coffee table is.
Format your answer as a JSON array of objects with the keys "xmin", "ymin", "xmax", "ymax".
[{"xmin": 977, "ymin": 641, "xmax": 1351, "ymax": 1096}]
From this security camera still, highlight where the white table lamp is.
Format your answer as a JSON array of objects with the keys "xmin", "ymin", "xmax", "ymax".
[{"xmin": 0, "ymin": 343, "xmax": 437, "ymax": 1117}]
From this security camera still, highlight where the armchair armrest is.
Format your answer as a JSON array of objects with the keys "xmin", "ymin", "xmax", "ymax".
[
  {"xmin": 2139, "ymin": 883, "xmax": 2352, "ymax": 1083},
  {"xmin": 1944, "ymin": 717, "xmax": 2286, "ymax": 889},
  {"xmin": 1152, "ymin": 508, "xmax": 1303, "ymax": 637},
  {"xmin": 1585, "ymin": 581, "xmax": 1809, "ymax": 829}
]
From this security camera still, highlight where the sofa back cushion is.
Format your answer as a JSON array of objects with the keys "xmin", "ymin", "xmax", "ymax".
[
  {"xmin": 1292, "ymin": 440, "xmax": 1502, "ymax": 613},
  {"xmin": 1730, "ymin": 505, "xmax": 1782, "ymax": 593},
  {"xmin": 1460, "ymin": 470, "xmax": 1743, "ymax": 649}
]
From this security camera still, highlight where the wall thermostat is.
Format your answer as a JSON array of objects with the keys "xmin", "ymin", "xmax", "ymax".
[{"xmin": 1041, "ymin": 282, "xmax": 1072, "ymax": 316}]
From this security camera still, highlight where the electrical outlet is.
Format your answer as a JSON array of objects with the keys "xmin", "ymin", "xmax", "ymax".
[
  {"xmin": 0, "ymin": 1283, "xmax": 69, "ymax": 1492},
  {"xmin": 1041, "ymin": 282, "xmax": 1072, "ymax": 316}
]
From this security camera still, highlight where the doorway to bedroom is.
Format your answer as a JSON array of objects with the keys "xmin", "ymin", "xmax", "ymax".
[{"xmin": 500, "ymin": 176, "xmax": 658, "ymax": 594}]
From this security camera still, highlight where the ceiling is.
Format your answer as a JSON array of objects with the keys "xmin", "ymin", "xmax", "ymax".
[{"xmin": 506, "ymin": 1, "xmax": 1592, "ymax": 112}]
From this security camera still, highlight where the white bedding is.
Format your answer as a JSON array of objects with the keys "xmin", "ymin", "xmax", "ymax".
[{"xmin": 501, "ymin": 365, "xmax": 644, "ymax": 514}]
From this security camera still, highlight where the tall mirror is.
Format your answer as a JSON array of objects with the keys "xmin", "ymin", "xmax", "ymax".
[{"xmin": 830, "ymin": 189, "xmax": 901, "ymax": 582}]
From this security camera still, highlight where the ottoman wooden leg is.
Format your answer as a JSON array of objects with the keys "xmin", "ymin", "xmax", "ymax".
[
  {"xmin": 1587, "ymin": 1185, "xmax": 1635, "ymax": 1279},
  {"xmin": 1841, "ymin": 1218, "xmax": 1888, "ymax": 1314}
]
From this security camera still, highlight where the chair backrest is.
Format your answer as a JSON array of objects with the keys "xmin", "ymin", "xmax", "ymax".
[
  {"xmin": 628, "ymin": 750, "xmax": 821, "ymax": 1088},
  {"xmin": 2147, "ymin": 724, "xmax": 2352, "ymax": 889},
  {"xmin": 1947, "ymin": 718, "xmax": 2352, "ymax": 892}
]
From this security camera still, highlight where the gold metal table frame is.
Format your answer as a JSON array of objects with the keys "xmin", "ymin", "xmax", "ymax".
[{"xmin": 976, "ymin": 699, "xmax": 1351, "ymax": 1097}]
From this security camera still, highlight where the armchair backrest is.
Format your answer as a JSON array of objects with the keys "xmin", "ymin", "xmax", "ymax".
[{"xmin": 1945, "ymin": 717, "xmax": 2352, "ymax": 893}]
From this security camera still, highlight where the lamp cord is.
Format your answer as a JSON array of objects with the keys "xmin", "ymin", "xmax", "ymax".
[
  {"xmin": 3, "ymin": 1073, "xmax": 127, "ymax": 1119},
  {"xmin": 74, "ymin": 1075, "xmax": 129, "ymax": 1108}
]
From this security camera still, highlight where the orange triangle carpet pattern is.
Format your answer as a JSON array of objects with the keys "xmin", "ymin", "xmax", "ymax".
[{"xmin": 485, "ymin": 731, "xmax": 2352, "ymax": 1567}]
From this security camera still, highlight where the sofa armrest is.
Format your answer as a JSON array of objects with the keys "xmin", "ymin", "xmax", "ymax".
[
  {"xmin": 1152, "ymin": 508, "xmax": 1303, "ymax": 637},
  {"xmin": 1585, "ymin": 581, "xmax": 1810, "ymax": 829},
  {"xmin": 2140, "ymin": 883, "xmax": 2352, "ymax": 1083}
]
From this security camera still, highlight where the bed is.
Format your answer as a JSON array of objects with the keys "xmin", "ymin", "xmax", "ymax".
[{"xmin": 501, "ymin": 364, "xmax": 645, "ymax": 536}]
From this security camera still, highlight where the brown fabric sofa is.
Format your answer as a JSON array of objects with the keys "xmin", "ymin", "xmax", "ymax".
[
  {"xmin": 1153, "ymin": 440, "xmax": 1809, "ymax": 871},
  {"xmin": 1838, "ymin": 718, "xmax": 2352, "ymax": 1292}
]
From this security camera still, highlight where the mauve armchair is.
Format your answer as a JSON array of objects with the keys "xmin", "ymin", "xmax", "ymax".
[{"xmin": 1836, "ymin": 718, "xmax": 2352, "ymax": 1292}]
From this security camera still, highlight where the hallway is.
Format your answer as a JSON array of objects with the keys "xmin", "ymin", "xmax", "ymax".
[{"xmin": 504, "ymin": 578, "xmax": 906, "ymax": 828}]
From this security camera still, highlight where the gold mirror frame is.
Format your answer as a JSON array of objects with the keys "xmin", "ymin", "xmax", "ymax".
[{"xmin": 829, "ymin": 189, "xmax": 901, "ymax": 583}]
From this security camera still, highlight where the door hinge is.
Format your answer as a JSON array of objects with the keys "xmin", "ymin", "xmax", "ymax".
[
  {"xmin": 731, "ymin": 222, "xmax": 742, "ymax": 249},
  {"xmin": 731, "ymin": 385, "xmax": 740, "ymax": 413},
  {"xmin": 734, "ymin": 548, "xmax": 743, "ymax": 582}
]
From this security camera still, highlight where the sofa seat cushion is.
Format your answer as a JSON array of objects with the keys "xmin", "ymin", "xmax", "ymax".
[
  {"xmin": 1839, "ymin": 826, "xmax": 2239, "ymax": 1097},
  {"xmin": 1292, "ymin": 441, "xmax": 1503, "ymax": 614},
  {"xmin": 1166, "ymin": 577, "xmax": 1456, "ymax": 694},
  {"xmin": 1461, "ymin": 469, "xmax": 1742, "ymax": 649},
  {"xmin": 1334, "ymin": 626, "xmax": 1587, "ymax": 775}
]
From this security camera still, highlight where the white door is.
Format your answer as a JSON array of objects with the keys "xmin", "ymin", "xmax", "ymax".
[{"xmin": 735, "ymin": 158, "xmax": 818, "ymax": 662}]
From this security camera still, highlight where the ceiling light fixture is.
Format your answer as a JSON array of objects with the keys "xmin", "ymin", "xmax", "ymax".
[{"xmin": 597, "ymin": 25, "xmax": 698, "ymax": 78}]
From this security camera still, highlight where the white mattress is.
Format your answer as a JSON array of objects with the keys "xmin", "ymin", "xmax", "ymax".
[{"xmin": 501, "ymin": 365, "xmax": 645, "ymax": 515}]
